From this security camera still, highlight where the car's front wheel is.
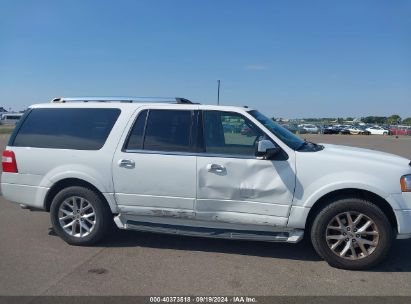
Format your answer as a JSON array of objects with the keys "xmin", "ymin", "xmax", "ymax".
[
  {"xmin": 310, "ymin": 198, "xmax": 393, "ymax": 270},
  {"xmin": 50, "ymin": 186, "xmax": 112, "ymax": 245}
]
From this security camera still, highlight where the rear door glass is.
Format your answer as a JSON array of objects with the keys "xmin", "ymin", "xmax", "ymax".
[{"xmin": 143, "ymin": 110, "xmax": 192, "ymax": 152}]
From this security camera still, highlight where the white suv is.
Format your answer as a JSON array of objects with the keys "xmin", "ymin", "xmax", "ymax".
[{"xmin": 2, "ymin": 97, "xmax": 411, "ymax": 270}]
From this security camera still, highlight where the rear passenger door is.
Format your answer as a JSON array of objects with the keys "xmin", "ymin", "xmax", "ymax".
[{"xmin": 112, "ymin": 106, "xmax": 198, "ymax": 219}]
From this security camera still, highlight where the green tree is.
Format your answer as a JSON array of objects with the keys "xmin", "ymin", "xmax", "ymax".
[
  {"xmin": 361, "ymin": 116, "xmax": 387, "ymax": 124},
  {"xmin": 402, "ymin": 117, "xmax": 411, "ymax": 125},
  {"xmin": 387, "ymin": 115, "xmax": 401, "ymax": 125}
]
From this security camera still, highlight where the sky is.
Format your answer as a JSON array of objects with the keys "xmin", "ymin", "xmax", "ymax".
[{"xmin": 0, "ymin": 0, "xmax": 410, "ymax": 118}]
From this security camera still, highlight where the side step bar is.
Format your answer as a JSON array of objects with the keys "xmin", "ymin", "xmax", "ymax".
[{"xmin": 114, "ymin": 216, "xmax": 304, "ymax": 243}]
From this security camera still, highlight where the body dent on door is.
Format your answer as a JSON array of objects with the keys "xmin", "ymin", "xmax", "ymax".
[{"xmin": 196, "ymin": 156, "xmax": 296, "ymax": 226}]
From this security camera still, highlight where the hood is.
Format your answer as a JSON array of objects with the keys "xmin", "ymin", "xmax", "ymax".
[{"xmin": 319, "ymin": 143, "xmax": 410, "ymax": 168}]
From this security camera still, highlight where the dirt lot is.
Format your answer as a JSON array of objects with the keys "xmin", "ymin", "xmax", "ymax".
[
  {"xmin": 0, "ymin": 134, "xmax": 411, "ymax": 296},
  {"xmin": 303, "ymin": 134, "xmax": 411, "ymax": 159}
]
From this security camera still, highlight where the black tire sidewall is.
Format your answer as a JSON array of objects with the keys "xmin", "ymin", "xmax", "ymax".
[
  {"xmin": 311, "ymin": 198, "xmax": 393, "ymax": 270},
  {"xmin": 50, "ymin": 186, "xmax": 110, "ymax": 245}
]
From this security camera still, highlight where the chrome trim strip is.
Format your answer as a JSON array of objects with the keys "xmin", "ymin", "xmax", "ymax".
[{"xmin": 124, "ymin": 149, "xmax": 261, "ymax": 160}]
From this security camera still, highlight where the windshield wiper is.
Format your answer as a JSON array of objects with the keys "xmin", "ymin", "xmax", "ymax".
[
  {"xmin": 297, "ymin": 141, "xmax": 308, "ymax": 151},
  {"xmin": 297, "ymin": 140, "xmax": 324, "ymax": 151}
]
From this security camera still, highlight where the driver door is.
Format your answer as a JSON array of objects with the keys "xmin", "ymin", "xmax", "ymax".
[{"xmin": 196, "ymin": 110, "xmax": 296, "ymax": 227}]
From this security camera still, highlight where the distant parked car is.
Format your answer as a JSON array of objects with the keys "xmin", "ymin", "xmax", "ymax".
[
  {"xmin": 348, "ymin": 126, "xmax": 370, "ymax": 135},
  {"xmin": 358, "ymin": 126, "xmax": 372, "ymax": 135},
  {"xmin": 281, "ymin": 124, "xmax": 307, "ymax": 134},
  {"xmin": 299, "ymin": 124, "xmax": 319, "ymax": 134},
  {"xmin": 389, "ymin": 126, "xmax": 411, "ymax": 136},
  {"xmin": 281, "ymin": 124, "xmax": 298, "ymax": 134},
  {"xmin": 240, "ymin": 124, "xmax": 257, "ymax": 137},
  {"xmin": 0, "ymin": 113, "xmax": 24, "ymax": 125},
  {"xmin": 366, "ymin": 126, "xmax": 389, "ymax": 135},
  {"xmin": 322, "ymin": 126, "xmax": 339, "ymax": 134},
  {"xmin": 339, "ymin": 129, "xmax": 350, "ymax": 135},
  {"xmin": 223, "ymin": 124, "xmax": 236, "ymax": 133}
]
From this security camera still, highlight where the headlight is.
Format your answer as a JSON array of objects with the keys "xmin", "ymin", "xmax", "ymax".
[{"xmin": 401, "ymin": 175, "xmax": 411, "ymax": 192}]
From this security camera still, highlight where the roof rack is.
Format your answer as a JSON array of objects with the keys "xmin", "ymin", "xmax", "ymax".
[{"xmin": 51, "ymin": 97, "xmax": 197, "ymax": 104}]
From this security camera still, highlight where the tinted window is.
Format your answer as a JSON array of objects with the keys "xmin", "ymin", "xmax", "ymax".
[
  {"xmin": 143, "ymin": 110, "xmax": 192, "ymax": 152},
  {"xmin": 203, "ymin": 111, "xmax": 264, "ymax": 156},
  {"xmin": 12, "ymin": 108, "xmax": 120, "ymax": 150},
  {"xmin": 248, "ymin": 110, "xmax": 305, "ymax": 150},
  {"xmin": 125, "ymin": 110, "xmax": 148, "ymax": 150}
]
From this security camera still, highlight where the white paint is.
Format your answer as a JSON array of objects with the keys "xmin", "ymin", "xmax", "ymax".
[{"xmin": 2, "ymin": 101, "xmax": 411, "ymax": 242}]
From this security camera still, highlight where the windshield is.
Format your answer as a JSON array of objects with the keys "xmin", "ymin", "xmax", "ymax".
[{"xmin": 248, "ymin": 110, "xmax": 305, "ymax": 150}]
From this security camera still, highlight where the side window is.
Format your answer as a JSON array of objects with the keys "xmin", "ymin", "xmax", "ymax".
[
  {"xmin": 203, "ymin": 111, "xmax": 265, "ymax": 156},
  {"xmin": 125, "ymin": 110, "xmax": 148, "ymax": 150},
  {"xmin": 143, "ymin": 110, "xmax": 192, "ymax": 152},
  {"xmin": 12, "ymin": 108, "xmax": 120, "ymax": 150}
]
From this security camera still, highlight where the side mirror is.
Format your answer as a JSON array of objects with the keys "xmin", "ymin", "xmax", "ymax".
[{"xmin": 256, "ymin": 139, "xmax": 281, "ymax": 159}]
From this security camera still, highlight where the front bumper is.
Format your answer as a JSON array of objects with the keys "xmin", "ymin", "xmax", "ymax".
[
  {"xmin": 387, "ymin": 193, "xmax": 411, "ymax": 239},
  {"xmin": 394, "ymin": 209, "xmax": 411, "ymax": 239}
]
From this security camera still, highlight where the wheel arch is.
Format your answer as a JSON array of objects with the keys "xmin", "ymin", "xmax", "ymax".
[
  {"xmin": 44, "ymin": 178, "xmax": 116, "ymax": 213},
  {"xmin": 305, "ymin": 188, "xmax": 398, "ymax": 234}
]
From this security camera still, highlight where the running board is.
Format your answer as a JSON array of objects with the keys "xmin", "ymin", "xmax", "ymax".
[{"xmin": 114, "ymin": 215, "xmax": 303, "ymax": 243}]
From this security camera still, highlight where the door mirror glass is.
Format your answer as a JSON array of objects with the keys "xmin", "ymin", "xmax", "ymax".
[{"xmin": 256, "ymin": 139, "xmax": 280, "ymax": 159}]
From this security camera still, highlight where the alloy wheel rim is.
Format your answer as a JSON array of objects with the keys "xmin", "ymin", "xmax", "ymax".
[
  {"xmin": 326, "ymin": 211, "xmax": 379, "ymax": 260},
  {"xmin": 58, "ymin": 196, "xmax": 96, "ymax": 238}
]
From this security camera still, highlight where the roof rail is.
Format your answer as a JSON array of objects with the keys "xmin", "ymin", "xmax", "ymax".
[{"xmin": 51, "ymin": 97, "xmax": 197, "ymax": 104}]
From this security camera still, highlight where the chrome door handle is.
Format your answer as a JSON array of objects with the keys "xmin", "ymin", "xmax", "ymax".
[
  {"xmin": 118, "ymin": 159, "xmax": 135, "ymax": 168},
  {"xmin": 207, "ymin": 163, "xmax": 225, "ymax": 173}
]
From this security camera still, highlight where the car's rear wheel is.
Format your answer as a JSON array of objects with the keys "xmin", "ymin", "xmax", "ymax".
[
  {"xmin": 310, "ymin": 198, "xmax": 393, "ymax": 270},
  {"xmin": 50, "ymin": 186, "xmax": 112, "ymax": 245}
]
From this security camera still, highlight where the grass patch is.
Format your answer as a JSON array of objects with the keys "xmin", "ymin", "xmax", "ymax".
[{"xmin": 0, "ymin": 125, "xmax": 15, "ymax": 134}]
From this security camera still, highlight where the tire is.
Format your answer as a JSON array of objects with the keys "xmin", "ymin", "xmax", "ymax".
[
  {"xmin": 50, "ymin": 186, "xmax": 112, "ymax": 245},
  {"xmin": 310, "ymin": 197, "xmax": 393, "ymax": 270}
]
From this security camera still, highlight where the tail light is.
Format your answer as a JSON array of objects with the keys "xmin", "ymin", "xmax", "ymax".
[{"xmin": 2, "ymin": 150, "xmax": 18, "ymax": 173}]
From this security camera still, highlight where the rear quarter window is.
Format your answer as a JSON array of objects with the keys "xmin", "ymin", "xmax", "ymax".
[{"xmin": 11, "ymin": 108, "xmax": 121, "ymax": 150}]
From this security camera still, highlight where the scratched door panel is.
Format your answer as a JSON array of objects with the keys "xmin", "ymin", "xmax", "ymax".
[{"xmin": 196, "ymin": 156, "xmax": 296, "ymax": 227}]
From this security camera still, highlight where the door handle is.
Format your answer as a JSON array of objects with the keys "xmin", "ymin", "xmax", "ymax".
[
  {"xmin": 207, "ymin": 163, "xmax": 226, "ymax": 173},
  {"xmin": 118, "ymin": 159, "xmax": 135, "ymax": 169}
]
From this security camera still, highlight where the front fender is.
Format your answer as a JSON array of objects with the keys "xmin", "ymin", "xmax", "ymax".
[
  {"xmin": 288, "ymin": 176, "xmax": 395, "ymax": 229},
  {"xmin": 293, "ymin": 171, "xmax": 398, "ymax": 209},
  {"xmin": 299, "ymin": 181, "xmax": 392, "ymax": 209}
]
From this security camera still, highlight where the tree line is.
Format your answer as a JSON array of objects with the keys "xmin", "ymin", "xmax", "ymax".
[{"xmin": 362, "ymin": 115, "xmax": 411, "ymax": 125}]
